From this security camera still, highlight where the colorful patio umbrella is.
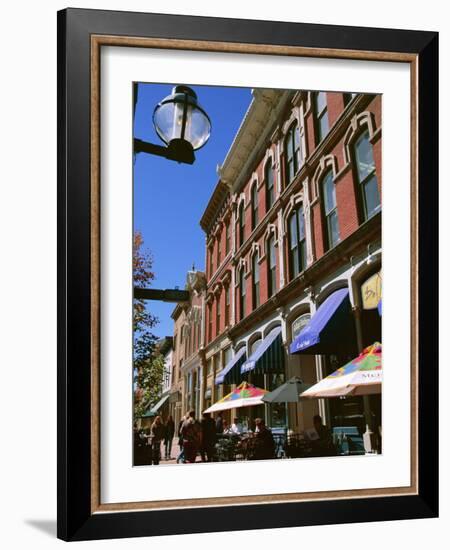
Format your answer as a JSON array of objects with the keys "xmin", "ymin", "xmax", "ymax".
[
  {"xmin": 300, "ymin": 342, "xmax": 382, "ymax": 398},
  {"xmin": 203, "ymin": 382, "xmax": 268, "ymax": 413}
]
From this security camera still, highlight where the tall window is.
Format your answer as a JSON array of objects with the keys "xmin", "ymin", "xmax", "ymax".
[
  {"xmin": 217, "ymin": 233, "xmax": 221, "ymax": 266},
  {"xmin": 252, "ymin": 253, "xmax": 260, "ymax": 310},
  {"xmin": 267, "ymin": 235, "xmax": 277, "ymax": 298},
  {"xmin": 251, "ymin": 183, "xmax": 259, "ymax": 230},
  {"xmin": 225, "ymin": 285, "xmax": 230, "ymax": 327},
  {"xmin": 322, "ymin": 170, "xmax": 340, "ymax": 249},
  {"xmin": 239, "ymin": 268, "xmax": 246, "ymax": 320},
  {"xmin": 208, "ymin": 245, "xmax": 213, "ymax": 277},
  {"xmin": 216, "ymin": 295, "xmax": 221, "ymax": 336},
  {"xmin": 208, "ymin": 303, "xmax": 213, "ymax": 341},
  {"xmin": 265, "ymin": 160, "xmax": 275, "ymax": 211},
  {"xmin": 285, "ymin": 123, "xmax": 301, "ymax": 185},
  {"xmin": 315, "ymin": 92, "xmax": 329, "ymax": 143},
  {"xmin": 238, "ymin": 201, "xmax": 245, "ymax": 248},
  {"xmin": 288, "ymin": 205, "xmax": 307, "ymax": 279},
  {"xmin": 225, "ymin": 222, "xmax": 231, "ymax": 254},
  {"xmin": 354, "ymin": 130, "xmax": 381, "ymax": 220}
]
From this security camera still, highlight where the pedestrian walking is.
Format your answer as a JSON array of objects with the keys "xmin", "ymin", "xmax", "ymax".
[
  {"xmin": 149, "ymin": 415, "xmax": 165, "ymax": 465},
  {"xmin": 176, "ymin": 415, "xmax": 186, "ymax": 463},
  {"xmin": 181, "ymin": 410, "xmax": 202, "ymax": 463},
  {"xmin": 164, "ymin": 415, "xmax": 175, "ymax": 459},
  {"xmin": 200, "ymin": 412, "xmax": 216, "ymax": 462}
]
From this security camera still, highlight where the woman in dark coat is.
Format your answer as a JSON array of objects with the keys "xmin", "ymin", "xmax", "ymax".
[
  {"xmin": 149, "ymin": 416, "xmax": 165, "ymax": 465},
  {"xmin": 164, "ymin": 415, "xmax": 175, "ymax": 459}
]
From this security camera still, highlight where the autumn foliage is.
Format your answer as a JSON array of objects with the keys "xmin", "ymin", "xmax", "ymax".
[{"xmin": 133, "ymin": 231, "xmax": 164, "ymax": 418}]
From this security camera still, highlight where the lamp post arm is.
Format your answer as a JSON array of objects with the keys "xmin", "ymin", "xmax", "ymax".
[
  {"xmin": 134, "ymin": 138, "xmax": 195, "ymax": 165},
  {"xmin": 134, "ymin": 287, "xmax": 190, "ymax": 303},
  {"xmin": 134, "ymin": 138, "xmax": 170, "ymax": 159}
]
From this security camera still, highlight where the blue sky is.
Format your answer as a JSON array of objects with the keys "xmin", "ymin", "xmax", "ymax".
[{"xmin": 133, "ymin": 83, "xmax": 252, "ymax": 338}]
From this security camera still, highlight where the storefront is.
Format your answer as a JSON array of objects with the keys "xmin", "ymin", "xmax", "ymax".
[
  {"xmin": 240, "ymin": 326, "xmax": 287, "ymax": 429},
  {"xmin": 290, "ymin": 287, "xmax": 360, "ymax": 431}
]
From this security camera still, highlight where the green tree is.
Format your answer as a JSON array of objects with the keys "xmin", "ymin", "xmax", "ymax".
[{"xmin": 133, "ymin": 231, "xmax": 162, "ymax": 418}]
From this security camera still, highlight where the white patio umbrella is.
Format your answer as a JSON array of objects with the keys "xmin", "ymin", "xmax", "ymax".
[{"xmin": 300, "ymin": 342, "xmax": 382, "ymax": 398}]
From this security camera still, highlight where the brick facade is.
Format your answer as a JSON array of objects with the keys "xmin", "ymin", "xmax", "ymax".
[
  {"xmin": 171, "ymin": 88, "xmax": 382, "ymax": 436},
  {"xmin": 201, "ymin": 91, "xmax": 382, "ymax": 346}
]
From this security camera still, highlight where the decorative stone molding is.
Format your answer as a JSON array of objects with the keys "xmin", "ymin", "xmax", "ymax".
[
  {"xmin": 235, "ymin": 259, "xmax": 247, "ymax": 286},
  {"xmin": 282, "ymin": 189, "xmax": 304, "ymax": 233},
  {"xmin": 281, "ymin": 107, "xmax": 301, "ymax": 138},
  {"xmin": 312, "ymin": 154, "xmax": 339, "ymax": 198},
  {"xmin": 213, "ymin": 220, "xmax": 223, "ymax": 237},
  {"xmin": 263, "ymin": 222, "xmax": 278, "ymax": 245},
  {"xmin": 221, "ymin": 269, "xmax": 232, "ymax": 287},
  {"xmin": 212, "ymin": 282, "xmax": 222, "ymax": 296},
  {"xmin": 342, "ymin": 111, "xmax": 378, "ymax": 165},
  {"xmin": 304, "ymin": 285, "xmax": 316, "ymax": 303},
  {"xmin": 249, "ymin": 242, "xmax": 260, "ymax": 260},
  {"xmin": 237, "ymin": 192, "xmax": 246, "ymax": 210},
  {"xmin": 304, "ymin": 91, "xmax": 313, "ymax": 116}
]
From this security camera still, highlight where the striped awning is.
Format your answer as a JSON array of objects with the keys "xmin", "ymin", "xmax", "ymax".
[
  {"xmin": 241, "ymin": 326, "xmax": 285, "ymax": 375},
  {"xmin": 143, "ymin": 393, "xmax": 170, "ymax": 417},
  {"xmin": 215, "ymin": 347, "xmax": 247, "ymax": 385}
]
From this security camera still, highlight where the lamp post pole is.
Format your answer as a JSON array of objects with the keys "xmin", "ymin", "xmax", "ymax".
[{"xmin": 133, "ymin": 83, "xmax": 211, "ymax": 301}]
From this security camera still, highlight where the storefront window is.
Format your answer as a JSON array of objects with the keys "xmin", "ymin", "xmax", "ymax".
[{"xmin": 291, "ymin": 312, "xmax": 311, "ymax": 340}]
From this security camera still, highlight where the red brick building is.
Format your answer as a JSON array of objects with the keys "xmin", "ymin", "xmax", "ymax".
[{"xmin": 177, "ymin": 88, "xmax": 382, "ymax": 448}]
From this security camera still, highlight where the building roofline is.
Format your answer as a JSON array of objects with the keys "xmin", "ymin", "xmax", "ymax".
[{"xmin": 199, "ymin": 180, "xmax": 229, "ymax": 232}]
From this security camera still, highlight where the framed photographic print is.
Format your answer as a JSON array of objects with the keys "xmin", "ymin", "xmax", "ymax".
[{"xmin": 57, "ymin": 8, "xmax": 438, "ymax": 541}]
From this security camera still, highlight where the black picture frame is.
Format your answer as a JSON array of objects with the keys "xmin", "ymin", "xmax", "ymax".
[{"xmin": 57, "ymin": 7, "xmax": 438, "ymax": 541}]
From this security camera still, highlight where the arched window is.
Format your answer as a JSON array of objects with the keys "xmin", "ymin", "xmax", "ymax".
[
  {"xmin": 252, "ymin": 253, "xmax": 260, "ymax": 310},
  {"xmin": 288, "ymin": 205, "xmax": 307, "ymax": 279},
  {"xmin": 225, "ymin": 222, "xmax": 231, "ymax": 254},
  {"xmin": 251, "ymin": 183, "xmax": 259, "ymax": 230},
  {"xmin": 285, "ymin": 123, "xmax": 301, "ymax": 185},
  {"xmin": 250, "ymin": 338, "xmax": 262, "ymax": 355},
  {"xmin": 217, "ymin": 232, "xmax": 222, "ymax": 266},
  {"xmin": 224, "ymin": 285, "xmax": 230, "ymax": 327},
  {"xmin": 265, "ymin": 159, "xmax": 275, "ymax": 211},
  {"xmin": 267, "ymin": 235, "xmax": 277, "ymax": 298},
  {"xmin": 238, "ymin": 201, "xmax": 245, "ymax": 248},
  {"xmin": 239, "ymin": 268, "xmax": 246, "ymax": 320},
  {"xmin": 322, "ymin": 170, "xmax": 340, "ymax": 249},
  {"xmin": 208, "ymin": 244, "xmax": 214, "ymax": 277},
  {"xmin": 208, "ymin": 303, "xmax": 213, "ymax": 342},
  {"xmin": 353, "ymin": 130, "xmax": 381, "ymax": 220},
  {"xmin": 314, "ymin": 91, "xmax": 329, "ymax": 142},
  {"xmin": 291, "ymin": 313, "xmax": 311, "ymax": 340},
  {"xmin": 215, "ymin": 295, "xmax": 221, "ymax": 337}
]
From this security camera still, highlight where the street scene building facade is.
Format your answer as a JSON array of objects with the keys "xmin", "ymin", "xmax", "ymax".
[{"xmin": 144, "ymin": 86, "xmax": 382, "ymax": 459}]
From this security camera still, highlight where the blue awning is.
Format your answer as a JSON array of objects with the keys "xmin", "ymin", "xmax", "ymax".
[
  {"xmin": 241, "ymin": 326, "xmax": 285, "ymax": 375},
  {"xmin": 289, "ymin": 288, "xmax": 357, "ymax": 355},
  {"xmin": 215, "ymin": 347, "xmax": 246, "ymax": 385}
]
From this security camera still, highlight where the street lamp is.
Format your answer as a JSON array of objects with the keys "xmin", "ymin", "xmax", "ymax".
[{"xmin": 134, "ymin": 85, "xmax": 211, "ymax": 165}]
